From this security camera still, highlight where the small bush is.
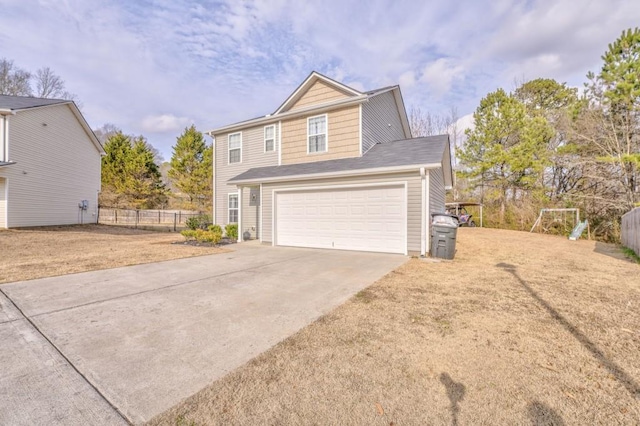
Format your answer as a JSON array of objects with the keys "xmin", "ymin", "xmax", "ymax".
[
  {"xmin": 208, "ymin": 224, "xmax": 222, "ymax": 233},
  {"xmin": 195, "ymin": 229, "xmax": 222, "ymax": 244},
  {"xmin": 225, "ymin": 223, "xmax": 238, "ymax": 241},
  {"xmin": 185, "ymin": 214, "xmax": 212, "ymax": 230},
  {"xmin": 180, "ymin": 229, "xmax": 197, "ymax": 241}
]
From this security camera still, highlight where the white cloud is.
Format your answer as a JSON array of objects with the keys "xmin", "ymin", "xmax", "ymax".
[
  {"xmin": 140, "ymin": 114, "xmax": 192, "ymax": 133},
  {"xmin": 398, "ymin": 71, "xmax": 416, "ymax": 89},
  {"xmin": 1, "ymin": 0, "xmax": 639, "ymax": 159},
  {"xmin": 420, "ymin": 59, "xmax": 465, "ymax": 96}
]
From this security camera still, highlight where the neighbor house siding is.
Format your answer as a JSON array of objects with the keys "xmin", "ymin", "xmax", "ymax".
[
  {"xmin": 214, "ymin": 124, "xmax": 278, "ymax": 226},
  {"xmin": 0, "ymin": 177, "xmax": 6, "ymax": 228},
  {"xmin": 361, "ymin": 91, "xmax": 406, "ymax": 153},
  {"xmin": 289, "ymin": 80, "xmax": 352, "ymax": 111},
  {"xmin": 430, "ymin": 168, "xmax": 445, "ymax": 214},
  {"xmin": 1, "ymin": 105, "xmax": 101, "ymax": 227},
  {"xmin": 261, "ymin": 171, "xmax": 423, "ymax": 254},
  {"xmin": 280, "ymin": 105, "xmax": 360, "ymax": 165}
]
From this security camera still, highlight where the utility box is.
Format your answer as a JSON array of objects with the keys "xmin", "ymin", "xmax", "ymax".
[{"xmin": 431, "ymin": 213, "xmax": 458, "ymax": 260}]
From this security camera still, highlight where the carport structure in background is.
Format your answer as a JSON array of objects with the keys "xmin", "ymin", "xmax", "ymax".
[{"xmin": 446, "ymin": 202, "xmax": 483, "ymax": 227}]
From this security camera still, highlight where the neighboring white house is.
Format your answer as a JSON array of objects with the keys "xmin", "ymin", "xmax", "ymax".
[{"xmin": 0, "ymin": 95, "xmax": 104, "ymax": 228}]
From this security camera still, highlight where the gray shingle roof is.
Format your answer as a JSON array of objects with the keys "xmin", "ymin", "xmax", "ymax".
[
  {"xmin": 229, "ymin": 135, "xmax": 449, "ymax": 183},
  {"xmin": 0, "ymin": 95, "xmax": 69, "ymax": 110}
]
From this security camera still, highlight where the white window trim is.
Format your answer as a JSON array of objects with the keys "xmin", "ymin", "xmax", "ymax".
[
  {"xmin": 307, "ymin": 114, "xmax": 328, "ymax": 154},
  {"xmin": 228, "ymin": 132, "xmax": 242, "ymax": 164},
  {"xmin": 228, "ymin": 192, "xmax": 239, "ymax": 223},
  {"xmin": 264, "ymin": 124, "xmax": 276, "ymax": 153}
]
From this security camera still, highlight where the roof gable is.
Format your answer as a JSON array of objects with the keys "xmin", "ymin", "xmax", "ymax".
[
  {"xmin": 274, "ymin": 71, "xmax": 362, "ymax": 114},
  {"xmin": 0, "ymin": 95, "xmax": 104, "ymax": 155}
]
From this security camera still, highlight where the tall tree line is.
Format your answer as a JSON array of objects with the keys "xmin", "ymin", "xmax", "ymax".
[{"xmin": 458, "ymin": 28, "xmax": 640, "ymax": 241}]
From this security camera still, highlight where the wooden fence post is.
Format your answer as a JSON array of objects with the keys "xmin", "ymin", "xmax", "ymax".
[{"xmin": 174, "ymin": 213, "xmax": 177, "ymax": 232}]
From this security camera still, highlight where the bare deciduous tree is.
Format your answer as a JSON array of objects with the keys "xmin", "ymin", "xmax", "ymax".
[
  {"xmin": 409, "ymin": 106, "xmax": 454, "ymax": 137},
  {"xmin": 34, "ymin": 67, "xmax": 65, "ymax": 98},
  {"xmin": 0, "ymin": 58, "xmax": 32, "ymax": 96}
]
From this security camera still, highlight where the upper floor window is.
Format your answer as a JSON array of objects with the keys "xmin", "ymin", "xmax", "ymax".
[
  {"xmin": 308, "ymin": 115, "xmax": 327, "ymax": 153},
  {"xmin": 228, "ymin": 132, "xmax": 242, "ymax": 164},
  {"xmin": 264, "ymin": 125, "xmax": 276, "ymax": 152}
]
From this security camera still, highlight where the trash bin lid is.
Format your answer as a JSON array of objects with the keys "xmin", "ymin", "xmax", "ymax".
[{"xmin": 431, "ymin": 213, "xmax": 458, "ymax": 226}]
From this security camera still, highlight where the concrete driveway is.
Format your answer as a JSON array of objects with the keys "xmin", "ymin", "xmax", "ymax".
[{"xmin": 0, "ymin": 243, "xmax": 406, "ymax": 425}]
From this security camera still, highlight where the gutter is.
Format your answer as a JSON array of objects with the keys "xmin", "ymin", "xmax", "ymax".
[{"xmin": 228, "ymin": 162, "xmax": 441, "ymax": 186}]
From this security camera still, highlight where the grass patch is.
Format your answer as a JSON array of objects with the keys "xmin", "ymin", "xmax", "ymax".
[
  {"xmin": 148, "ymin": 228, "xmax": 640, "ymax": 425},
  {"xmin": 621, "ymin": 246, "xmax": 640, "ymax": 264}
]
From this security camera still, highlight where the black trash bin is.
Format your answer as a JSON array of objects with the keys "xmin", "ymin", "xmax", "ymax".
[{"xmin": 430, "ymin": 213, "xmax": 458, "ymax": 259}]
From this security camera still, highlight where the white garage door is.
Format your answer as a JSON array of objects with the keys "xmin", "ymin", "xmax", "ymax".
[{"xmin": 275, "ymin": 184, "xmax": 406, "ymax": 254}]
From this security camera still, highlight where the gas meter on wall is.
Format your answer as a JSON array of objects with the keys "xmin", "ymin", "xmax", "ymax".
[{"xmin": 79, "ymin": 200, "xmax": 88, "ymax": 210}]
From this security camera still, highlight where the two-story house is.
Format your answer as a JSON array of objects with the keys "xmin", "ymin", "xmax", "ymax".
[
  {"xmin": 0, "ymin": 95, "xmax": 103, "ymax": 228},
  {"xmin": 209, "ymin": 72, "xmax": 452, "ymax": 256}
]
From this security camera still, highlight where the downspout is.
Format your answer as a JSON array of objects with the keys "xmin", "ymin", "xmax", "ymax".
[
  {"xmin": 0, "ymin": 110, "xmax": 17, "ymax": 162},
  {"xmin": 420, "ymin": 167, "xmax": 426, "ymax": 257},
  {"xmin": 209, "ymin": 133, "xmax": 216, "ymax": 225},
  {"xmin": 238, "ymin": 186, "xmax": 242, "ymax": 243}
]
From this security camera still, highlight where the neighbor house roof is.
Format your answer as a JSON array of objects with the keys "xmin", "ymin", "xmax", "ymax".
[
  {"xmin": 0, "ymin": 95, "xmax": 104, "ymax": 155},
  {"xmin": 229, "ymin": 135, "xmax": 452, "ymax": 185},
  {"xmin": 0, "ymin": 95, "xmax": 68, "ymax": 111}
]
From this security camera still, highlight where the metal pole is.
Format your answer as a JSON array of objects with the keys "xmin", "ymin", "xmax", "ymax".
[{"xmin": 174, "ymin": 213, "xmax": 177, "ymax": 232}]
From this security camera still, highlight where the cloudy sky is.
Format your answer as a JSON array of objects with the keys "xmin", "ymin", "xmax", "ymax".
[{"xmin": 1, "ymin": 0, "xmax": 638, "ymax": 160}]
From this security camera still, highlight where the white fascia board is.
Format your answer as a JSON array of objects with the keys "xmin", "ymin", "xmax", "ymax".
[
  {"xmin": 208, "ymin": 95, "xmax": 368, "ymax": 136},
  {"xmin": 228, "ymin": 163, "xmax": 441, "ymax": 186}
]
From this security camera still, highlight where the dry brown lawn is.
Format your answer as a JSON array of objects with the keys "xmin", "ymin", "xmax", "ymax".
[
  {"xmin": 149, "ymin": 228, "xmax": 640, "ymax": 426},
  {"xmin": 0, "ymin": 225, "xmax": 228, "ymax": 284}
]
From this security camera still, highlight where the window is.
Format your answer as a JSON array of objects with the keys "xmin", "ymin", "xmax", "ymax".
[
  {"xmin": 264, "ymin": 125, "xmax": 275, "ymax": 152},
  {"xmin": 228, "ymin": 132, "xmax": 242, "ymax": 163},
  {"xmin": 308, "ymin": 115, "xmax": 327, "ymax": 153},
  {"xmin": 228, "ymin": 193, "xmax": 238, "ymax": 223}
]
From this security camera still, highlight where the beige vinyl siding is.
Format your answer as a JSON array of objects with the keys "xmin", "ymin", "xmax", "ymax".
[
  {"xmin": 2, "ymin": 105, "xmax": 101, "ymax": 227},
  {"xmin": 289, "ymin": 80, "xmax": 352, "ymax": 111},
  {"xmin": 429, "ymin": 168, "xmax": 445, "ymax": 214},
  {"xmin": 0, "ymin": 177, "xmax": 6, "ymax": 228},
  {"xmin": 214, "ymin": 124, "xmax": 278, "ymax": 226},
  {"xmin": 281, "ymin": 105, "xmax": 360, "ymax": 165},
  {"xmin": 261, "ymin": 171, "xmax": 423, "ymax": 254},
  {"xmin": 362, "ymin": 91, "xmax": 406, "ymax": 153}
]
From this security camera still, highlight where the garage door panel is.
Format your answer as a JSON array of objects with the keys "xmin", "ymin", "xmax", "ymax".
[{"xmin": 276, "ymin": 185, "xmax": 405, "ymax": 254}]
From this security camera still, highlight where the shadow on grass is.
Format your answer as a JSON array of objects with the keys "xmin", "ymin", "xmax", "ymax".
[
  {"xmin": 593, "ymin": 241, "xmax": 629, "ymax": 262},
  {"xmin": 527, "ymin": 400, "xmax": 565, "ymax": 426},
  {"xmin": 440, "ymin": 372, "xmax": 466, "ymax": 426},
  {"xmin": 496, "ymin": 262, "xmax": 640, "ymax": 399}
]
